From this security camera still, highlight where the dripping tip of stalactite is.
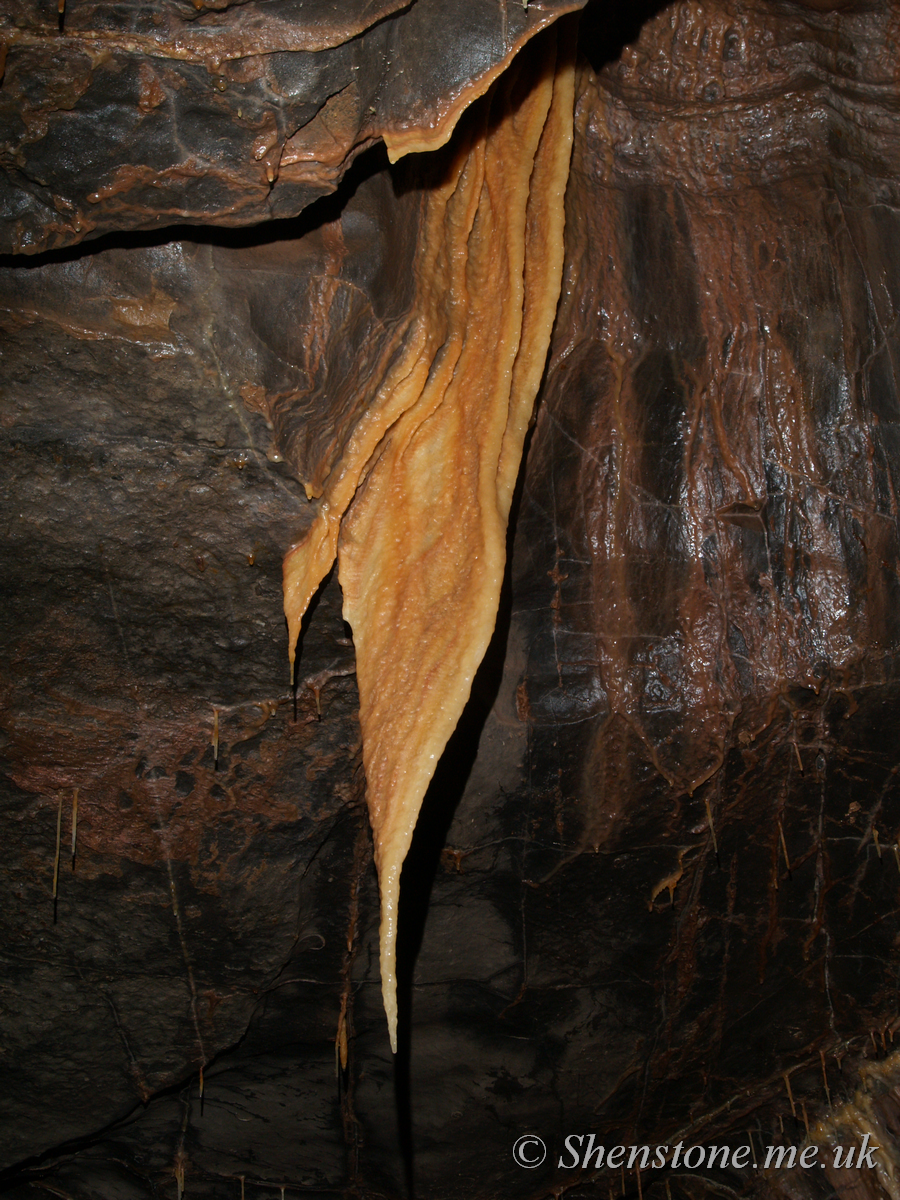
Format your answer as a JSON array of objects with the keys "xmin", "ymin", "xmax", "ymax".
[
  {"xmin": 52, "ymin": 793, "xmax": 63, "ymax": 923},
  {"xmin": 820, "ymin": 1049, "xmax": 832, "ymax": 1107},
  {"xmin": 385, "ymin": 979, "xmax": 398, "ymax": 1055},
  {"xmin": 71, "ymin": 788, "xmax": 78, "ymax": 871},
  {"xmin": 174, "ymin": 1154, "xmax": 185, "ymax": 1200},
  {"xmin": 704, "ymin": 797, "xmax": 720, "ymax": 867},
  {"xmin": 783, "ymin": 1070, "xmax": 797, "ymax": 1118}
]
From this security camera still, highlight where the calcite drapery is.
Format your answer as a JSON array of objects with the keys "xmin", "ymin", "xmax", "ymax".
[{"xmin": 282, "ymin": 26, "xmax": 576, "ymax": 1050}]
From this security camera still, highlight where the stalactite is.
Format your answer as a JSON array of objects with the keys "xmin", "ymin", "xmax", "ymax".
[{"xmin": 282, "ymin": 24, "xmax": 576, "ymax": 1050}]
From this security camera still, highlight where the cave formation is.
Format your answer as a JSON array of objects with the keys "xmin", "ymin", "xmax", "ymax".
[{"xmin": 2, "ymin": 1, "xmax": 900, "ymax": 1199}]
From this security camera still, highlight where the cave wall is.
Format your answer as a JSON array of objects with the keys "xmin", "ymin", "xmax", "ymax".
[{"xmin": 2, "ymin": 1, "xmax": 900, "ymax": 1198}]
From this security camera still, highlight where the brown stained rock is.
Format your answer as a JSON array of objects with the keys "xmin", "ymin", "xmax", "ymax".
[
  {"xmin": 0, "ymin": 0, "xmax": 587, "ymax": 255},
  {"xmin": 6, "ymin": 0, "xmax": 416, "ymax": 56},
  {"xmin": 531, "ymin": 0, "xmax": 900, "ymax": 828},
  {"xmin": 495, "ymin": 0, "xmax": 900, "ymax": 1179},
  {"xmin": 0, "ymin": 263, "xmax": 367, "ymax": 1168},
  {"xmin": 1, "ymin": 0, "xmax": 900, "ymax": 1198}
]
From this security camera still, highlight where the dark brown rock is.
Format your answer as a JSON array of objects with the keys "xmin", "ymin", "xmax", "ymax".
[{"xmin": 0, "ymin": 0, "xmax": 586, "ymax": 255}]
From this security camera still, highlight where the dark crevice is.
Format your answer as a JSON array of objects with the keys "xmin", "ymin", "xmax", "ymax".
[{"xmin": 579, "ymin": 0, "xmax": 672, "ymax": 75}]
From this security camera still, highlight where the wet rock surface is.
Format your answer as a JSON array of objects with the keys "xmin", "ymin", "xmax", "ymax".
[
  {"xmin": 1, "ymin": 1, "xmax": 900, "ymax": 1198},
  {"xmin": 0, "ymin": 0, "xmax": 585, "ymax": 254}
]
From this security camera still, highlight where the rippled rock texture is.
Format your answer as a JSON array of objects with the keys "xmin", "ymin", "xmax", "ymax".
[{"xmin": 2, "ymin": 0, "xmax": 900, "ymax": 1198}]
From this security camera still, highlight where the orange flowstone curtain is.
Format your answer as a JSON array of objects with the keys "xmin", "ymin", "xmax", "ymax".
[{"xmin": 283, "ymin": 24, "xmax": 576, "ymax": 1051}]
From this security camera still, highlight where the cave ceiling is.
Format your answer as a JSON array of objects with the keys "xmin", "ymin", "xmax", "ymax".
[{"xmin": 2, "ymin": 0, "xmax": 900, "ymax": 1198}]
